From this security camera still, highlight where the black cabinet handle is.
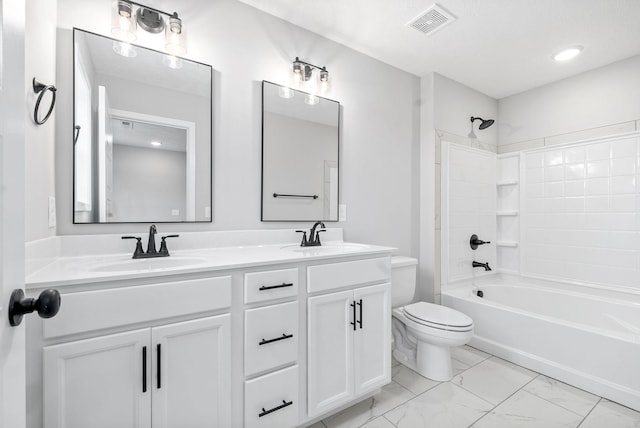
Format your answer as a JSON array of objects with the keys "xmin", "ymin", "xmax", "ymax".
[
  {"xmin": 350, "ymin": 301, "xmax": 356, "ymax": 331},
  {"xmin": 259, "ymin": 333, "xmax": 294, "ymax": 346},
  {"xmin": 142, "ymin": 346, "xmax": 147, "ymax": 393},
  {"xmin": 258, "ymin": 400, "xmax": 293, "ymax": 418},
  {"xmin": 357, "ymin": 299, "xmax": 363, "ymax": 329},
  {"xmin": 157, "ymin": 344, "xmax": 161, "ymax": 389},
  {"xmin": 259, "ymin": 283, "xmax": 294, "ymax": 291}
]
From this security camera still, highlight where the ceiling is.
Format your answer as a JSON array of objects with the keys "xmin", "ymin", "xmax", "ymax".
[{"xmin": 234, "ymin": 0, "xmax": 640, "ymax": 99}]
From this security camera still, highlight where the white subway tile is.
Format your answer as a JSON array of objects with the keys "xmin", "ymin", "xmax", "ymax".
[
  {"xmin": 564, "ymin": 163, "xmax": 585, "ymax": 180},
  {"xmin": 544, "ymin": 197, "xmax": 564, "ymax": 213},
  {"xmin": 605, "ymin": 249, "xmax": 637, "ymax": 269},
  {"xmin": 564, "ymin": 197, "xmax": 585, "ymax": 213},
  {"xmin": 526, "ymin": 183, "xmax": 544, "ymax": 198},
  {"xmin": 544, "ymin": 150, "xmax": 564, "ymax": 166},
  {"xmin": 544, "ymin": 182, "xmax": 564, "ymax": 197},
  {"xmin": 586, "ymin": 142, "xmax": 611, "ymax": 161},
  {"xmin": 611, "ymin": 195, "xmax": 636, "ymax": 212},
  {"xmin": 611, "ymin": 176, "xmax": 636, "ymax": 194},
  {"xmin": 586, "ymin": 160, "xmax": 610, "ymax": 178},
  {"xmin": 611, "ymin": 137, "xmax": 639, "ymax": 158},
  {"xmin": 584, "ymin": 178, "xmax": 609, "ymax": 196},
  {"xmin": 526, "ymin": 152, "xmax": 545, "ymax": 168},
  {"xmin": 608, "ymin": 231, "xmax": 640, "ymax": 251},
  {"xmin": 611, "ymin": 157, "xmax": 637, "ymax": 176},
  {"xmin": 564, "ymin": 180, "xmax": 585, "ymax": 196},
  {"xmin": 544, "ymin": 165, "xmax": 564, "ymax": 181},
  {"xmin": 527, "ymin": 167, "xmax": 544, "ymax": 183},
  {"xmin": 564, "ymin": 147, "xmax": 585, "ymax": 164}
]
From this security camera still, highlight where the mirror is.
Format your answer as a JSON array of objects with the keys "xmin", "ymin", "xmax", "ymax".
[
  {"xmin": 73, "ymin": 29, "xmax": 212, "ymax": 223},
  {"xmin": 261, "ymin": 81, "xmax": 340, "ymax": 221}
]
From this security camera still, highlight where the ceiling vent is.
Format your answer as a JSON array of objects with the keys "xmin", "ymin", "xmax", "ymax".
[{"xmin": 407, "ymin": 4, "xmax": 456, "ymax": 36}]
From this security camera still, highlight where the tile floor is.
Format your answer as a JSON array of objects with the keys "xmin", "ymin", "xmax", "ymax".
[{"xmin": 308, "ymin": 346, "xmax": 640, "ymax": 428}]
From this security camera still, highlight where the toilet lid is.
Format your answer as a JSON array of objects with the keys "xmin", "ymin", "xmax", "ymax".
[{"xmin": 403, "ymin": 302, "xmax": 473, "ymax": 330}]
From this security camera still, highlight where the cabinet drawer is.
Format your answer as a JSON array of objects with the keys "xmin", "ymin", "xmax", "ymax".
[
  {"xmin": 244, "ymin": 268, "xmax": 298, "ymax": 304},
  {"xmin": 245, "ymin": 365, "xmax": 298, "ymax": 428},
  {"xmin": 44, "ymin": 276, "xmax": 232, "ymax": 338},
  {"xmin": 245, "ymin": 302, "xmax": 298, "ymax": 376},
  {"xmin": 307, "ymin": 257, "xmax": 390, "ymax": 293}
]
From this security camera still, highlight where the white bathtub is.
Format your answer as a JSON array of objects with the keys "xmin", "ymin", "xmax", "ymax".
[{"xmin": 442, "ymin": 274, "xmax": 640, "ymax": 411}]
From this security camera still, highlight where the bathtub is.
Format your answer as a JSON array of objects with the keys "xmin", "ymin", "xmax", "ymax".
[{"xmin": 442, "ymin": 274, "xmax": 640, "ymax": 411}]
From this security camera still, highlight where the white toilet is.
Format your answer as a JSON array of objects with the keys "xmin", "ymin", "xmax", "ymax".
[{"xmin": 391, "ymin": 256, "xmax": 473, "ymax": 381}]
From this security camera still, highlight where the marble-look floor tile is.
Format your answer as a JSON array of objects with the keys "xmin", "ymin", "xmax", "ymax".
[
  {"xmin": 579, "ymin": 400, "xmax": 640, "ymax": 428},
  {"xmin": 360, "ymin": 416, "xmax": 396, "ymax": 428},
  {"xmin": 392, "ymin": 364, "xmax": 440, "ymax": 395},
  {"xmin": 452, "ymin": 357, "xmax": 537, "ymax": 405},
  {"xmin": 322, "ymin": 381, "xmax": 414, "ymax": 428},
  {"xmin": 307, "ymin": 422, "xmax": 327, "ymax": 428},
  {"xmin": 472, "ymin": 390, "xmax": 583, "ymax": 428},
  {"xmin": 523, "ymin": 375, "xmax": 599, "ymax": 417},
  {"xmin": 451, "ymin": 345, "xmax": 491, "ymax": 375},
  {"xmin": 384, "ymin": 383, "xmax": 493, "ymax": 428}
]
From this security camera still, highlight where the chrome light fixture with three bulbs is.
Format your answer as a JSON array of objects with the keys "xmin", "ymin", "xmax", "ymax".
[{"xmin": 111, "ymin": 0, "xmax": 186, "ymax": 64}]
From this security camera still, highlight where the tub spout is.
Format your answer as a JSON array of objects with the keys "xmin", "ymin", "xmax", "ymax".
[{"xmin": 472, "ymin": 261, "xmax": 491, "ymax": 271}]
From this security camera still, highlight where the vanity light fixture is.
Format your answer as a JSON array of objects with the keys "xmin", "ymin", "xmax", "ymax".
[
  {"xmin": 111, "ymin": 0, "xmax": 186, "ymax": 56},
  {"xmin": 292, "ymin": 57, "xmax": 329, "ymax": 92}
]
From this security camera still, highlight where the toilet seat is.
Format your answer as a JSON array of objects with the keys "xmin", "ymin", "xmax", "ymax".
[{"xmin": 402, "ymin": 302, "xmax": 473, "ymax": 332}]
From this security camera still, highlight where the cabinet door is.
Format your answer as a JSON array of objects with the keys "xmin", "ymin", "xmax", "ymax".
[
  {"xmin": 307, "ymin": 290, "xmax": 354, "ymax": 418},
  {"xmin": 353, "ymin": 283, "xmax": 391, "ymax": 395},
  {"xmin": 151, "ymin": 314, "xmax": 230, "ymax": 428},
  {"xmin": 43, "ymin": 329, "xmax": 151, "ymax": 428}
]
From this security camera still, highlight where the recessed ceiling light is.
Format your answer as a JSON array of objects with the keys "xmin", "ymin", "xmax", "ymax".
[
  {"xmin": 553, "ymin": 46, "xmax": 583, "ymax": 62},
  {"xmin": 150, "ymin": 141, "xmax": 162, "ymax": 147}
]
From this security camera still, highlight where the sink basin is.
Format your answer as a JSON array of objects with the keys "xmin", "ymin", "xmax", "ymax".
[
  {"xmin": 280, "ymin": 243, "xmax": 370, "ymax": 254},
  {"xmin": 90, "ymin": 257, "xmax": 208, "ymax": 273}
]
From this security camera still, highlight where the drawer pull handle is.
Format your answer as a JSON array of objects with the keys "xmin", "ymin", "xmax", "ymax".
[
  {"xmin": 357, "ymin": 299, "xmax": 363, "ymax": 329},
  {"xmin": 259, "ymin": 282, "xmax": 294, "ymax": 291},
  {"xmin": 258, "ymin": 400, "xmax": 293, "ymax": 418},
  {"xmin": 259, "ymin": 333, "xmax": 294, "ymax": 346},
  {"xmin": 350, "ymin": 301, "xmax": 356, "ymax": 331}
]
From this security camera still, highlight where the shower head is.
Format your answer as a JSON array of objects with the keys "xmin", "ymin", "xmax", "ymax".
[{"xmin": 470, "ymin": 116, "xmax": 494, "ymax": 130}]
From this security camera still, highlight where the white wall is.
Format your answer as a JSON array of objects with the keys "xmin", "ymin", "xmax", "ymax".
[
  {"xmin": 499, "ymin": 55, "xmax": 640, "ymax": 147},
  {"xmin": 25, "ymin": 0, "xmax": 57, "ymax": 241},
  {"xmin": 50, "ymin": 0, "xmax": 420, "ymax": 257},
  {"xmin": 434, "ymin": 73, "xmax": 498, "ymax": 147}
]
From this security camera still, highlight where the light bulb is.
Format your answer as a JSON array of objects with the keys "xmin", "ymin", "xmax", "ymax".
[{"xmin": 111, "ymin": 0, "xmax": 137, "ymax": 42}]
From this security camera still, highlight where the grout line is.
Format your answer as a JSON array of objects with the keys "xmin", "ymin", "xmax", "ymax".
[
  {"xmin": 382, "ymin": 414, "xmax": 399, "ymax": 427},
  {"xmin": 576, "ymin": 398, "xmax": 603, "ymax": 428}
]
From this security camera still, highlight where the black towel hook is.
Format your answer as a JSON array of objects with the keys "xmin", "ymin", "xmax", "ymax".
[{"xmin": 33, "ymin": 77, "xmax": 57, "ymax": 125}]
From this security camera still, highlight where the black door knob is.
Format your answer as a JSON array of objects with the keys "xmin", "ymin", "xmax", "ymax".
[{"xmin": 8, "ymin": 288, "xmax": 61, "ymax": 327}]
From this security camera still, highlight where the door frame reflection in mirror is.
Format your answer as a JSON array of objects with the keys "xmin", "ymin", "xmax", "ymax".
[
  {"xmin": 261, "ymin": 80, "xmax": 341, "ymax": 222},
  {"xmin": 72, "ymin": 28, "xmax": 213, "ymax": 224},
  {"xmin": 110, "ymin": 109, "xmax": 197, "ymax": 221}
]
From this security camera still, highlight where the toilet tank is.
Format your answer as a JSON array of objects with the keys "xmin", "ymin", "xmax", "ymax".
[{"xmin": 391, "ymin": 256, "xmax": 418, "ymax": 307}]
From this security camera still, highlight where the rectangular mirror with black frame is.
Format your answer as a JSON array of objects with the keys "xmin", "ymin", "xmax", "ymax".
[
  {"xmin": 261, "ymin": 81, "xmax": 340, "ymax": 222},
  {"xmin": 73, "ymin": 28, "xmax": 212, "ymax": 224}
]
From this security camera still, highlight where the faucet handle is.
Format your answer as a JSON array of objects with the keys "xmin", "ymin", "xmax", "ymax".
[
  {"xmin": 159, "ymin": 235, "xmax": 179, "ymax": 255},
  {"xmin": 295, "ymin": 230, "xmax": 308, "ymax": 246},
  {"xmin": 315, "ymin": 229, "xmax": 326, "ymax": 245},
  {"xmin": 122, "ymin": 236, "xmax": 144, "ymax": 258}
]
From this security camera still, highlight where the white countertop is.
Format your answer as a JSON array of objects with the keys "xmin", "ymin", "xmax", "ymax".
[{"xmin": 26, "ymin": 241, "xmax": 394, "ymax": 288}]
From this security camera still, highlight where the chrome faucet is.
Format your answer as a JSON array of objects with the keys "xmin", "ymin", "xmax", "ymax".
[
  {"xmin": 122, "ymin": 225, "xmax": 179, "ymax": 259},
  {"xmin": 472, "ymin": 261, "xmax": 492, "ymax": 271},
  {"xmin": 296, "ymin": 221, "xmax": 326, "ymax": 247}
]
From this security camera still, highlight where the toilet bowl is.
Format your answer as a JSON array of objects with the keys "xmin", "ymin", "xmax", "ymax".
[{"xmin": 391, "ymin": 257, "xmax": 474, "ymax": 381}]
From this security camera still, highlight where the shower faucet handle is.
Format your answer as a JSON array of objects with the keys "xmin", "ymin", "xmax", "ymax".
[{"xmin": 470, "ymin": 234, "xmax": 491, "ymax": 250}]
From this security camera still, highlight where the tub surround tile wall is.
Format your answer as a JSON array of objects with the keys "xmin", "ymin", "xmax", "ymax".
[{"xmin": 521, "ymin": 133, "xmax": 640, "ymax": 289}]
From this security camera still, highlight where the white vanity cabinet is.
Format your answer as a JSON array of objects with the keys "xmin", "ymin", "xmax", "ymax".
[
  {"xmin": 39, "ymin": 276, "xmax": 232, "ymax": 428},
  {"xmin": 43, "ymin": 315, "xmax": 230, "ymax": 428},
  {"xmin": 307, "ymin": 258, "xmax": 391, "ymax": 418}
]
